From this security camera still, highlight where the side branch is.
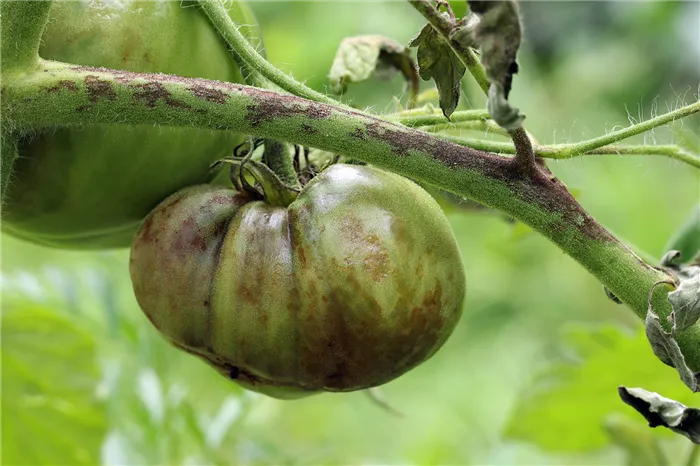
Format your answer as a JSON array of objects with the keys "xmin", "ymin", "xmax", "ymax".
[
  {"xmin": 1, "ymin": 133, "xmax": 18, "ymax": 202},
  {"xmin": 0, "ymin": 1, "xmax": 52, "ymax": 74},
  {"xmin": 4, "ymin": 61, "xmax": 696, "ymax": 368},
  {"xmin": 196, "ymin": 0, "xmax": 336, "ymax": 105}
]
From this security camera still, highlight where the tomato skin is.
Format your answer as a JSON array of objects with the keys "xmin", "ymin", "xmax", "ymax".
[
  {"xmin": 2, "ymin": 0, "xmax": 261, "ymax": 249},
  {"xmin": 130, "ymin": 164, "xmax": 466, "ymax": 399}
]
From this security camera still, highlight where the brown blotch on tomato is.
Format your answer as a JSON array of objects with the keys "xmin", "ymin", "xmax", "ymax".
[{"xmin": 129, "ymin": 164, "xmax": 466, "ymax": 399}]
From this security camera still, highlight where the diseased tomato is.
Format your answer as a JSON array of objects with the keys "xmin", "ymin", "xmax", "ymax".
[
  {"xmin": 3, "ymin": 0, "xmax": 262, "ymax": 249},
  {"xmin": 129, "ymin": 163, "xmax": 466, "ymax": 399}
]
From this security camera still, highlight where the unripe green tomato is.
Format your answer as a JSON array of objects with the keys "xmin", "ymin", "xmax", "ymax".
[
  {"xmin": 130, "ymin": 164, "xmax": 466, "ymax": 399},
  {"xmin": 3, "ymin": 0, "xmax": 262, "ymax": 249}
]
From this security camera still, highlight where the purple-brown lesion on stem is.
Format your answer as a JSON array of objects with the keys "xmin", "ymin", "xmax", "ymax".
[{"xmin": 34, "ymin": 63, "xmax": 622, "ymax": 246}]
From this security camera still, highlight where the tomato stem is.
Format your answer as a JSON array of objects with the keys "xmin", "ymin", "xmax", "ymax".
[
  {"xmin": 4, "ymin": 61, "xmax": 700, "ymax": 370},
  {"xmin": 196, "ymin": 0, "xmax": 338, "ymax": 106},
  {"xmin": 1, "ymin": 133, "xmax": 19, "ymax": 205},
  {"xmin": 262, "ymin": 139, "xmax": 301, "ymax": 189},
  {"xmin": 0, "ymin": 1, "xmax": 52, "ymax": 75}
]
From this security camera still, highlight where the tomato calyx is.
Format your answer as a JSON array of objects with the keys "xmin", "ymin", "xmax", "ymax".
[{"xmin": 213, "ymin": 139, "xmax": 301, "ymax": 208}]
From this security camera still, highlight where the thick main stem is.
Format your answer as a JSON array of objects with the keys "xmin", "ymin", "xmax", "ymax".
[{"xmin": 5, "ymin": 61, "xmax": 694, "ymax": 365}]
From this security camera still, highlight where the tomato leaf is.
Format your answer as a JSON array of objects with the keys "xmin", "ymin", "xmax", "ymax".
[
  {"xmin": 1, "ymin": 305, "xmax": 106, "ymax": 465},
  {"xmin": 669, "ymin": 273, "xmax": 700, "ymax": 334},
  {"xmin": 644, "ymin": 309, "xmax": 698, "ymax": 392},
  {"xmin": 451, "ymin": 1, "xmax": 525, "ymax": 130},
  {"xmin": 618, "ymin": 387, "xmax": 700, "ymax": 444},
  {"xmin": 504, "ymin": 325, "xmax": 697, "ymax": 451},
  {"xmin": 329, "ymin": 35, "xmax": 419, "ymax": 102},
  {"xmin": 408, "ymin": 19, "xmax": 466, "ymax": 118}
]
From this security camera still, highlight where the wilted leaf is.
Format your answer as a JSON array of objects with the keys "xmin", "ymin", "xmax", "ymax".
[
  {"xmin": 1, "ymin": 305, "xmax": 106, "ymax": 465},
  {"xmin": 487, "ymin": 82, "xmax": 525, "ymax": 131},
  {"xmin": 645, "ymin": 309, "xmax": 698, "ymax": 392},
  {"xmin": 619, "ymin": 387, "xmax": 700, "ymax": 444},
  {"xmin": 329, "ymin": 35, "xmax": 418, "ymax": 101},
  {"xmin": 505, "ymin": 325, "xmax": 697, "ymax": 451},
  {"xmin": 452, "ymin": 1, "xmax": 525, "ymax": 130},
  {"xmin": 669, "ymin": 274, "xmax": 700, "ymax": 334},
  {"xmin": 409, "ymin": 19, "xmax": 466, "ymax": 118}
]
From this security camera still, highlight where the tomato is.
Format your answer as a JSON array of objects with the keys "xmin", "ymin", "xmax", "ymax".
[
  {"xmin": 129, "ymin": 164, "xmax": 466, "ymax": 399},
  {"xmin": 2, "ymin": 0, "xmax": 262, "ymax": 249}
]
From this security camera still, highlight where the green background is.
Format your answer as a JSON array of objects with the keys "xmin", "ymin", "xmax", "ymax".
[{"xmin": 2, "ymin": 1, "xmax": 699, "ymax": 464}]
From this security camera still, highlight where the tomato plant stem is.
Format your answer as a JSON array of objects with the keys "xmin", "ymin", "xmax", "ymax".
[
  {"xmin": 262, "ymin": 139, "xmax": 300, "ymax": 188},
  {"xmin": 0, "ymin": 1, "xmax": 52, "ymax": 75},
  {"xmin": 1, "ymin": 133, "xmax": 18, "ymax": 203},
  {"xmin": 386, "ymin": 109, "xmax": 492, "ymax": 127},
  {"xmin": 408, "ymin": 0, "xmax": 536, "ymax": 171},
  {"xmin": 6, "ymin": 61, "xmax": 698, "ymax": 371},
  {"xmin": 439, "ymin": 134, "xmax": 700, "ymax": 169},
  {"xmin": 559, "ymin": 100, "xmax": 700, "ymax": 156},
  {"xmin": 196, "ymin": 0, "xmax": 337, "ymax": 106}
]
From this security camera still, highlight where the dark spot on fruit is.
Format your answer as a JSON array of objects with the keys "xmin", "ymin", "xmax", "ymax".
[
  {"xmin": 84, "ymin": 75, "xmax": 116, "ymax": 102},
  {"xmin": 229, "ymin": 366, "xmax": 240, "ymax": 379}
]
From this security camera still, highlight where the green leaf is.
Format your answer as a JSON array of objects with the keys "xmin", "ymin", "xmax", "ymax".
[
  {"xmin": 408, "ymin": 20, "xmax": 466, "ymax": 118},
  {"xmin": 329, "ymin": 35, "xmax": 418, "ymax": 102},
  {"xmin": 1, "ymin": 305, "xmax": 106, "ymax": 465},
  {"xmin": 665, "ymin": 205, "xmax": 700, "ymax": 265},
  {"xmin": 505, "ymin": 325, "xmax": 698, "ymax": 451}
]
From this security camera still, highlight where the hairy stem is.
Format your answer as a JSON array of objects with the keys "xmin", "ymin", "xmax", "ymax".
[
  {"xmin": 387, "ymin": 109, "xmax": 491, "ymax": 127},
  {"xmin": 440, "ymin": 133, "xmax": 700, "ymax": 169},
  {"xmin": 262, "ymin": 139, "xmax": 299, "ymax": 187},
  {"xmin": 196, "ymin": 0, "xmax": 335, "ymax": 105},
  {"xmin": 6, "ymin": 61, "xmax": 697, "ymax": 369},
  {"xmin": 0, "ymin": 1, "xmax": 52, "ymax": 75},
  {"xmin": 559, "ymin": 101, "xmax": 700, "ymax": 156},
  {"xmin": 1, "ymin": 133, "xmax": 18, "ymax": 202},
  {"xmin": 408, "ymin": 0, "xmax": 534, "ymax": 170},
  {"xmin": 422, "ymin": 121, "xmax": 510, "ymax": 137}
]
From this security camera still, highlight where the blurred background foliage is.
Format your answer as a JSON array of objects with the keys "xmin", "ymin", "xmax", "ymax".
[{"xmin": 2, "ymin": 1, "xmax": 699, "ymax": 465}]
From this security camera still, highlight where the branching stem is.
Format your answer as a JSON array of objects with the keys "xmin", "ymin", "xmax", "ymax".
[
  {"xmin": 559, "ymin": 100, "xmax": 700, "ymax": 156},
  {"xmin": 440, "ymin": 135, "xmax": 700, "ymax": 169},
  {"xmin": 387, "ymin": 109, "xmax": 491, "ymax": 127},
  {"xmin": 196, "ymin": 0, "xmax": 336, "ymax": 105},
  {"xmin": 408, "ymin": 0, "xmax": 490, "ymax": 94},
  {"xmin": 1, "ymin": 133, "xmax": 18, "ymax": 202},
  {"xmin": 6, "ymin": 62, "xmax": 695, "ymax": 371},
  {"xmin": 0, "ymin": 1, "xmax": 52, "ymax": 74}
]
